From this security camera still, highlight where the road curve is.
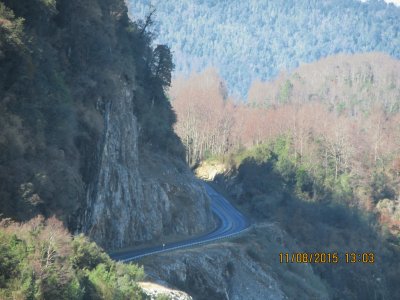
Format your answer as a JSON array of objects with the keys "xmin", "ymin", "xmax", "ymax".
[{"xmin": 110, "ymin": 183, "xmax": 249, "ymax": 263}]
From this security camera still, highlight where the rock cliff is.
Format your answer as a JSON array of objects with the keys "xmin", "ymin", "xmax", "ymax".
[{"xmin": 80, "ymin": 81, "xmax": 215, "ymax": 250}]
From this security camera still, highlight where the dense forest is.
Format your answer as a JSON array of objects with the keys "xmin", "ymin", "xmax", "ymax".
[
  {"xmin": 128, "ymin": 0, "xmax": 400, "ymax": 96},
  {"xmin": 171, "ymin": 52, "xmax": 400, "ymax": 237}
]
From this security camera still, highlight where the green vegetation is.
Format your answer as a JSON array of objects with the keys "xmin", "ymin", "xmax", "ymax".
[
  {"xmin": 226, "ymin": 137, "xmax": 352, "ymax": 203},
  {"xmin": 155, "ymin": 294, "xmax": 171, "ymax": 300},
  {"xmin": 0, "ymin": 3, "xmax": 24, "ymax": 50},
  {"xmin": 224, "ymin": 133, "xmax": 399, "ymax": 227},
  {"xmin": 0, "ymin": 216, "xmax": 145, "ymax": 299},
  {"xmin": 128, "ymin": 0, "xmax": 400, "ymax": 96},
  {"xmin": 211, "ymin": 136, "xmax": 400, "ymax": 298},
  {"xmin": 278, "ymin": 80, "xmax": 293, "ymax": 104},
  {"xmin": 151, "ymin": 44, "xmax": 175, "ymax": 87}
]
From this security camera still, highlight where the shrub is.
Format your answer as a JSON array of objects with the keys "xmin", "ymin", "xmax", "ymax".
[
  {"xmin": 156, "ymin": 294, "xmax": 172, "ymax": 300},
  {"xmin": 0, "ymin": 216, "xmax": 145, "ymax": 299}
]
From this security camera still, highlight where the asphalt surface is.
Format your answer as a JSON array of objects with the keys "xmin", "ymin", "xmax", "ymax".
[{"xmin": 110, "ymin": 183, "xmax": 249, "ymax": 262}]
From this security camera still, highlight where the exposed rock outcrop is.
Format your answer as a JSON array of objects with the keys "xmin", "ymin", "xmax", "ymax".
[
  {"xmin": 81, "ymin": 84, "xmax": 215, "ymax": 250},
  {"xmin": 195, "ymin": 160, "xmax": 227, "ymax": 181},
  {"xmin": 139, "ymin": 282, "xmax": 192, "ymax": 300}
]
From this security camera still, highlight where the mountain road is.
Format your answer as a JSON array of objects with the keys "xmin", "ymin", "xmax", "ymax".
[{"xmin": 110, "ymin": 183, "xmax": 249, "ymax": 262}]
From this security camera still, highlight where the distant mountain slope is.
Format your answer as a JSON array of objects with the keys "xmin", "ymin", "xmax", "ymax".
[
  {"xmin": 127, "ymin": 0, "xmax": 400, "ymax": 96},
  {"xmin": 248, "ymin": 52, "xmax": 400, "ymax": 113}
]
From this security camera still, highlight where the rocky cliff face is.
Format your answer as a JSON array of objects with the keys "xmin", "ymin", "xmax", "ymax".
[{"xmin": 80, "ymin": 82, "xmax": 215, "ymax": 249}]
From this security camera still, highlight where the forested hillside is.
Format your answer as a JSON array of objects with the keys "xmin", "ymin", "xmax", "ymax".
[
  {"xmin": 171, "ymin": 52, "xmax": 400, "ymax": 235},
  {"xmin": 128, "ymin": 0, "xmax": 400, "ymax": 96},
  {"xmin": 208, "ymin": 139, "xmax": 400, "ymax": 299},
  {"xmin": 248, "ymin": 52, "xmax": 400, "ymax": 113}
]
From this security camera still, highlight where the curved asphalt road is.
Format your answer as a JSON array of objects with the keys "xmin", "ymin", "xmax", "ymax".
[{"xmin": 110, "ymin": 183, "xmax": 249, "ymax": 263}]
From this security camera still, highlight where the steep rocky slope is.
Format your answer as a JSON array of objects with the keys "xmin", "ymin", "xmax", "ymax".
[
  {"xmin": 79, "ymin": 82, "xmax": 214, "ymax": 249},
  {"xmin": 143, "ymin": 224, "xmax": 330, "ymax": 300}
]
